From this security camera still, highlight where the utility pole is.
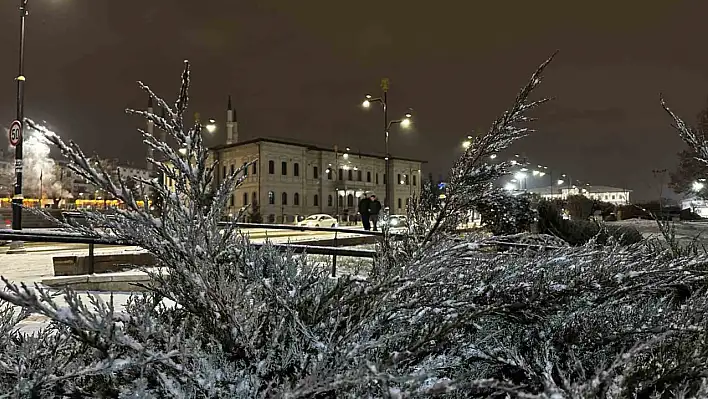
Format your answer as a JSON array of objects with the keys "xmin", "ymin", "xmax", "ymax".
[{"xmin": 652, "ymin": 168, "xmax": 668, "ymax": 213}]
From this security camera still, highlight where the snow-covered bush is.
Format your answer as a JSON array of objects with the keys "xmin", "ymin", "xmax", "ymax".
[
  {"xmin": 3, "ymin": 56, "xmax": 708, "ymax": 398},
  {"xmin": 537, "ymin": 199, "xmax": 643, "ymax": 246},
  {"xmin": 476, "ymin": 192, "xmax": 535, "ymax": 235}
]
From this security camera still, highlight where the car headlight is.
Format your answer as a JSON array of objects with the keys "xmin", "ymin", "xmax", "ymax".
[{"xmin": 390, "ymin": 219, "xmax": 399, "ymax": 226}]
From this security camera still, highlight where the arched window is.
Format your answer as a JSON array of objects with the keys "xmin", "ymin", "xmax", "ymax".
[
  {"xmin": 281, "ymin": 161, "xmax": 287, "ymax": 175},
  {"xmin": 347, "ymin": 194, "xmax": 354, "ymax": 207},
  {"xmin": 314, "ymin": 194, "xmax": 319, "ymax": 206},
  {"xmin": 338, "ymin": 195, "xmax": 343, "ymax": 207},
  {"xmin": 293, "ymin": 192, "xmax": 300, "ymax": 206},
  {"xmin": 268, "ymin": 191, "xmax": 275, "ymax": 205},
  {"xmin": 252, "ymin": 192, "xmax": 257, "ymax": 205},
  {"xmin": 328, "ymin": 195, "xmax": 333, "ymax": 206},
  {"xmin": 243, "ymin": 192, "xmax": 248, "ymax": 206},
  {"xmin": 268, "ymin": 161, "xmax": 275, "ymax": 174},
  {"xmin": 397, "ymin": 198, "xmax": 402, "ymax": 209},
  {"xmin": 293, "ymin": 163, "xmax": 300, "ymax": 177},
  {"xmin": 252, "ymin": 162, "xmax": 257, "ymax": 175},
  {"xmin": 281, "ymin": 192, "xmax": 288, "ymax": 205}
]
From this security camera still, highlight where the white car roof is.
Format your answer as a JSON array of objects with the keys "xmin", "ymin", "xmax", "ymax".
[{"xmin": 309, "ymin": 214, "xmax": 333, "ymax": 218}]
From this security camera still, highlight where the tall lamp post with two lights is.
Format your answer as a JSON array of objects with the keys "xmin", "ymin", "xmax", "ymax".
[{"xmin": 361, "ymin": 78, "xmax": 412, "ymax": 209}]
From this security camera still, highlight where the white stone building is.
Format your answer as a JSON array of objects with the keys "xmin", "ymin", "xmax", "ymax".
[
  {"xmin": 211, "ymin": 138, "xmax": 424, "ymax": 223},
  {"xmin": 528, "ymin": 185, "xmax": 632, "ymax": 205},
  {"xmin": 681, "ymin": 196, "xmax": 708, "ymax": 217}
]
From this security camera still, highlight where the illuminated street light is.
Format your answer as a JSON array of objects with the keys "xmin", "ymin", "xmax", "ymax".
[
  {"xmin": 693, "ymin": 181, "xmax": 705, "ymax": 192},
  {"xmin": 504, "ymin": 182, "xmax": 516, "ymax": 191},
  {"xmin": 360, "ymin": 80, "xmax": 414, "ymax": 207},
  {"xmin": 490, "ymin": 154, "xmax": 497, "ymax": 159},
  {"xmin": 514, "ymin": 172, "xmax": 526, "ymax": 180},
  {"xmin": 362, "ymin": 94, "xmax": 372, "ymax": 108},
  {"xmin": 205, "ymin": 118, "xmax": 217, "ymax": 133},
  {"xmin": 557, "ymin": 179, "xmax": 564, "ymax": 185}
]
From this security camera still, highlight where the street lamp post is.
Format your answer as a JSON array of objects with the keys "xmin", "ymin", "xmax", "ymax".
[
  {"xmin": 361, "ymin": 79, "xmax": 412, "ymax": 209},
  {"xmin": 10, "ymin": 0, "xmax": 29, "ymax": 250}
]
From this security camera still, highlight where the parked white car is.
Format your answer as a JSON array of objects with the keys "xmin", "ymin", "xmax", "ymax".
[
  {"xmin": 298, "ymin": 214, "xmax": 338, "ymax": 228},
  {"xmin": 383, "ymin": 214, "xmax": 408, "ymax": 228}
]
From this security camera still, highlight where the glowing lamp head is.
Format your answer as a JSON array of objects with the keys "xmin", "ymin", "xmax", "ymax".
[
  {"xmin": 693, "ymin": 181, "xmax": 705, "ymax": 192},
  {"xmin": 400, "ymin": 118, "xmax": 411, "ymax": 128},
  {"xmin": 557, "ymin": 179, "xmax": 564, "ymax": 185},
  {"xmin": 362, "ymin": 95, "xmax": 372, "ymax": 108},
  {"xmin": 514, "ymin": 171, "xmax": 526, "ymax": 180},
  {"xmin": 462, "ymin": 140, "xmax": 472, "ymax": 150},
  {"xmin": 504, "ymin": 183, "xmax": 516, "ymax": 191},
  {"xmin": 490, "ymin": 154, "xmax": 497, "ymax": 159}
]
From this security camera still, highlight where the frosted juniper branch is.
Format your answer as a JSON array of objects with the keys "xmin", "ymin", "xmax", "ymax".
[{"xmin": 421, "ymin": 52, "xmax": 556, "ymax": 246}]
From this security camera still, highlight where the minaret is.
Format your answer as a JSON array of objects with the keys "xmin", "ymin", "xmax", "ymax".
[
  {"xmin": 146, "ymin": 96, "xmax": 154, "ymax": 172},
  {"xmin": 159, "ymin": 107, "xmax": 167, "ymax": 143},
  {"xmin": 226, "ymin": 95, "xmax": 237, "ymax": 144}
]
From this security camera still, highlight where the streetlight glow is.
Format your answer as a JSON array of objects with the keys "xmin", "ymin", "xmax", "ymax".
[
  {"xmin": 462, "ymin": 140, "xmax": 472, "ymax": 149},
  {"xmin": 504, "ymin": 182, "xmax": 516, "ymax": 191},
  {"xmin": 693, "ymin": 181, "xmax": 705, "ymax": 192},
  {"xmin": 490, "ymin": 154, "xmax": 497, "ymax": 159},
  {"xmin": 514, "ymin": 172, "xmax": 526, "ymax": 180},
  {"xmin": 557, "ymin": 179, "xmax": 564, "ymax": 185},
  {"xmin": 362, "ymin": 99, "xmax": 370, "ymax": 108},
  {"xmin": 400, "ymin": 117, "xmax": 411, "ymax": 128}
]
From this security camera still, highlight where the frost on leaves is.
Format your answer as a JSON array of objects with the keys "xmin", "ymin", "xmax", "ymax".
[{"xmin": 0, "ymin": 59, "xmax": 707, "ymax": 398}]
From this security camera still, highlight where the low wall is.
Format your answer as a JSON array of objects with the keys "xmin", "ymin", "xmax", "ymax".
[
  {"xmin": 0, "ymin": 208, "xmax": 64, "ymax": 229},
  {"xmin": 53, "ymin": 252, "xmax": 155, "ymax": 276}
]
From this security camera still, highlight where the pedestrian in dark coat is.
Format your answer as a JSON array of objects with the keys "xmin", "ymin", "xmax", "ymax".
[
  {"xmin": 358, "ymin": 194, "xmax": 372, "ymax": 231},
  {"xmin": 368, "ymin": 194, "xmax": 382, "ymax": 231}
]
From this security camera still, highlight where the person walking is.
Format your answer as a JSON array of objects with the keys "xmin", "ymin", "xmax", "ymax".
[
  {"xmin": 358, "ymin": 194, "xmax": 372, "ymax": 231},
  {"xmin": 369, "ymin": 194, "xmax": 382, "ymax": 231}
]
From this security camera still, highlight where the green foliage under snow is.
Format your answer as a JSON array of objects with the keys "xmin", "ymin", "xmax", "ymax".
[{"xmin": 1, "ymin": 55, "xmax": 708, "ymax": 398}]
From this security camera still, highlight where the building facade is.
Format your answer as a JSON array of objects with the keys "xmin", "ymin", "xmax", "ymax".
[
  {"xmin": 527, "ymin": 185, "xmax": 632, "ymax": 205},
  {"xmin": 211, "ymin": 138, "xmax": 424, "ymax": 223}
]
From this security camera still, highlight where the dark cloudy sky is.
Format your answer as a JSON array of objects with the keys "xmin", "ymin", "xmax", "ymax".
[{"xmin": 1, "ymin": 0, "xmax": 707, "ymax": 201}]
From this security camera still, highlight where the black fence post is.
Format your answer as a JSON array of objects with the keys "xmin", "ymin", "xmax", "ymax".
[
  {"xmin": 331, "ymin": 231, "xmax": 338, "ymax": 277},
  {"xmin": 88, "ymin": 242, "xmax": 95, "ymax": 274}
]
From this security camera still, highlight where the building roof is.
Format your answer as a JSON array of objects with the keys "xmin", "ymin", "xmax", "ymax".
[
  {"xmin": 575, "ymin": 185, "xmax": 632, "ymax": 193},
  {"xmin": 210, "ymin": 137, "xmax": 427, "ymax": 164},
  {"xmin": 526, "ymin": 186, "xmax": 563, "ymax": 194},
  {"xmin": 527, "ymin": 185, "xmax": 633, "ymax": 194}
]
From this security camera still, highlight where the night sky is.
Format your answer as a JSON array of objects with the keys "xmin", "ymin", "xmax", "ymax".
[{"xmin": 1, "ymin": 0, "xmax": 707, "ymax": 201}]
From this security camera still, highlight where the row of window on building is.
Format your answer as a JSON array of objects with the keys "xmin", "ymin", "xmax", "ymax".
[
  {"xmin": 220, "ymin": 160, "xmax": 417, "ymax": 186},
  {"xmin": 230, "ymin": 191, "xmax": 409, "ymax": 210}
]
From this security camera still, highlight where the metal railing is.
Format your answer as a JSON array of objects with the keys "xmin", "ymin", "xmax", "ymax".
[
  {"xmin": 0, "ymin": 228, "xmax": 376, "ymax": 277},
  {"xmin": 60, "ymin": 211, "xmax": 403, "ymax": 237}
]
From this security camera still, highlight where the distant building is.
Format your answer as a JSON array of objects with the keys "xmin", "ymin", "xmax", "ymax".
[
  {"xmin": 681, "ymin": 196, "xmax": 708, "ymax": 217},
  {"xmin": 527, "ymin": 185, "xmax": 631, "ymax": 205},
  {"xmin": 210, "ymin": 138, "xmax": 424, "ymax": 223}
]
